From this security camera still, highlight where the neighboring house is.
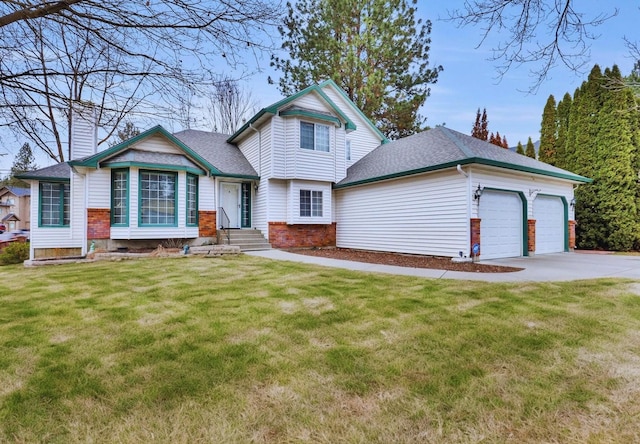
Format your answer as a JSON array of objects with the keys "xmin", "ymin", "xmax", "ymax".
[
  {"xmin": 0, "ymin": 186, "xmax": 31, "ymax": 231},
  {"xmin": 18, "ymin": 80, "xmax": 590, "ymax": 262}
]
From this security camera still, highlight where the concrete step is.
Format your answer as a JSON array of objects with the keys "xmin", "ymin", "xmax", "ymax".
[{"xmin": 218, "ymin": 229, "xmax": 271, "ymax": 251}]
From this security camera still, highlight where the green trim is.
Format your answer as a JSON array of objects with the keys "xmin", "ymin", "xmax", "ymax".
[
  {"xmin": 138, "ymin": 170, "xmax": 178, "ymax": 227},
  {"xmin": 317, "ymin": 80, "xmax": 388, "ymax": 143},
  {"xmin": 227, "ymin": 79, "xmax": 385, "ymax": 144},
  {"xmin": 110, "ymin": 169, "xmax": 129, "ymax": 227},
  {"xmin": 482, "ymin": 188, "xmax": 529, "ymax": 257},
  {"xmin": 535, "ymin": 193, "xmax": 570, "ymax": 252},
  {"xmin": 186, "ymin": 173, "xmax": 199, "ymax": 227},
  {"xmin": 38, "ymin": 182, "xmax": 70, "ymax": 228},
  {"xmin": 21, "ymin": 175, "xmax": 70, "ymax": 182},
  {"xmin": 334, "ymin": 157, "xmax": 591, "ymax": 189},
  {"xmin": 279, "ymin": 109, "xmax": 342, "ymax": 126},
  {"xmin": 214, "ymin": 172, "xmax": 260, "ymax": 180},
  {"xmin": 241, "ymin": 182, "xmax": 251, "ymax": 228},
  {"xmin": 69, "ymin": 125, "xmax": 221, "ymax": 175},
  {"xmin": 103, "ymin": 161, "xmax": 205, "ymax": 176}
]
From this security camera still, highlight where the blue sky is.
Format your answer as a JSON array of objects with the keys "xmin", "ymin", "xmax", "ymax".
[{"xmin": 1, "ymin": 1, "xmax": 637, "ymax": 173}]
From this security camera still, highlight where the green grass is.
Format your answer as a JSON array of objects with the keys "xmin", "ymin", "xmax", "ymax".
[{"xmin": 1, "ymin": 255, "xmax": 639, "ymax": 443}]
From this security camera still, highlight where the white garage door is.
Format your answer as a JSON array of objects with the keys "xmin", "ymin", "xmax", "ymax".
[
  {"xmin": 480, "ymin": 190, "xmax": 523, "ymax": 259},
  {"xmin": 533, "ymin": 195, "xmax": 565, "ymax": 254}
]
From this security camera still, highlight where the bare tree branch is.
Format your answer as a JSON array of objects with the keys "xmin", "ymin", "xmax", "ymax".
[{"xmin": 448, "ymin": 0, "xmax": 618, "ymax": 92}]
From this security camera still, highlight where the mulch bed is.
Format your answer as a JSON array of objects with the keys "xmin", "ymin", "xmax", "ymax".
[{"xmin": 287, "ymin": 247, "xmax": 523, "ymax": 273}]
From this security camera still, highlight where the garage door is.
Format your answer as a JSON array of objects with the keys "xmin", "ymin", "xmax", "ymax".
[
  {"xmin": 479, "ymin": 190, "xmax": 523, "ymax": 259},
  {"xmin": 533, "ymin": 195, "xmax": 565, "ymax": 254}
]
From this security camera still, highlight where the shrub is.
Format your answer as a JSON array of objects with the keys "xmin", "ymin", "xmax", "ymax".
[{"xmin": 0, "ymin": 242, "xmax": 29, "ymax": 265}]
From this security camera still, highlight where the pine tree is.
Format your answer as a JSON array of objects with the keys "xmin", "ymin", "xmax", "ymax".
[
  {"xmin": 273, "ymin": 0, "xmax": 442, "ymax": 139},
  {"xmin": 3, "ymin": 142, "xmax": 38, "ymax": 187},
  {"xmin": 471, "ymin": 107, "xmax": 489, "ymax": 140},
  {"xmin": 524, "ymin": 137, "xmax": 536, "ymax": 158},
  {"xmin": 471, "ymin": 108, "xmax": 482, "ymax": 138},
  {"xmin": 110, "ymin": 121, "xmax": 141, "ymax": 147},
  {"xmin": 538, "ymin": 94, "xmax": 557, "ymax": 164},
  {"xmin": 516, "ymin": 141, "xmax": 524, "ymax": 155},
  {"xmin": 501, "ymin": 135, "xmax": 508, "ymax": 149}
]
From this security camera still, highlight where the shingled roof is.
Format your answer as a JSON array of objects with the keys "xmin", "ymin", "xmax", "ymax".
[
  {"xmin": 17, "ymin": 162, "xmax": 71, "ymax": 181},
  {"xmin": 336, "ymin": 126, "xmax": 590, "ymax": 188},
  {"xmin": 172, "ymin": 130, "xmax": 258, "ymax": 178}
]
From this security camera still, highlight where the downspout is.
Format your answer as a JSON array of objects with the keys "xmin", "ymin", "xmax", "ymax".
[
  {"xmin": 248, "ymin": 123, "xmax": 261, "ymax": 230},
  {"xmin": 456, "ymin": 164, "xmax": 472, "ymax": 256}
]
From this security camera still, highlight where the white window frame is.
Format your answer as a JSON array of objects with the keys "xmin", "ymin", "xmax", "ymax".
[
  {"xmin": 300, "ymin": 121, "xmax": 330, "ymax": 152},
  {"xmin": 300, "ymin": 189, "xmax": 323, "ymax": 217}
]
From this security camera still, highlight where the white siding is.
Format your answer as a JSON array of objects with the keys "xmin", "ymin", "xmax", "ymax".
[
  {"xmin": 133, "ymin": 134, "xmax": 183, "ymax": 154},
  {"xmin": 271, "ymin": 116, "xmax": 286, "ymax": 178},
  {"xmin": 335, "ymin": 171, "xmax": 468, "ymax": 258},
  {"xmin": 70, "ymin": 107, "xmax": 97, "ymax": 159},
  {"xmin": 251, "ymin": 180, "xmax": 270, "ymax": 235},
  {"xmin": 87, "ymin": 168, "xmax": 111, "ymax": 208},
  {"xmin": 282, "ymin": 117, "xmax": 340, "ymax": 182},
  {"xmin": 320, "ymin": 85, "xmax": 385, "ymax": 165},
  {"xmin": 238, "ymin": 129, "xmax": 261, "ymax": 175},
  {"xmin": 470, "ymin": 166, "xmax": 574, "ymax": 220},
  {"xmin": 288, "ymin": 180, "xmax": 332, "ymax": 225},
  {"xmin": 268, "ymin": 179, "xmax": 287, "ymax": 223},
  {"xmin": 199, "ymin": 176, "xmax": 216, "ymax": 211}
]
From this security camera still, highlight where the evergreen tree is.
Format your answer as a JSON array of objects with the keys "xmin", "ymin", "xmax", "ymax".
[
  {"xmin": 471, "ymin": 107, "xmax": 489, "ymax": 140},
  {"xmin": 501, "ymin": 135, "xmax": 508, "ymax": 149},
  {"xmin": 525, "ymin": 137, "xmax": 536, "ymax": 158},
  {"xmin": 3, "ymin": 142, "xmax": 37, "ymax": 187},
  {"xmin": 471, "ymin": 108, "xmax": 482, "ymax": 138},
  {"xmin": 554, "ymin": 92, "xmax": 572, "ymax": 169},
  {"xmin": 273, "ymin": 0, "xmax": 442, "ymax": 139},
  {"xmin": 592, "ymin": 65, "xmax": 640, "ymax": 250},
  {"xmin": 110, "ymin": 121, "xmax": 141, "ymax": 147},
  {"xmin": 516, "ymin": 141, "xmax": 524, "ymax": 155},
  {"xmin": 538, "ymin": 94, "xmax": 557, "ymax": 164}
]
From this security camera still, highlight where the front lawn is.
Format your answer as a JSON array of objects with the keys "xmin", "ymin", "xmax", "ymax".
[{"xmin": 1, "ymin": 256, "xmax": 639, "ymax": 442}]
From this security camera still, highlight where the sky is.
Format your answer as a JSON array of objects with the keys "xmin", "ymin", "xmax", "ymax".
[{"xmin": 1, "ymin": 1, "xmax": 638, "ymax": 173}]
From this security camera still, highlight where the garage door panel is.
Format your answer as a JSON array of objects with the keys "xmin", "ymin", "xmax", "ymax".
[
  {"xmin": 480, "ymin": 191, "xmax": 523, "ymax": 259},
  {"xmin": 534, "ymin": 196, "xmax": 565, "ymax": 254}
]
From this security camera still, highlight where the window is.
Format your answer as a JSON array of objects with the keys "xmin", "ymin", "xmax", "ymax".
[
  {"xmin": 300, "ymin": 121, "xmax": 330, "ymax": 152},
  {"xmin": 300, "ymin": 190, "xmax": 323, "ymax": 217},
  {"xmin": 139, "ymin": 170, "xmax": 176, "ymax": 225},
  {"xmin": 40, "ymin": 182, "xmax": 70, "ymax": 227},
  {"xmin": 111, "ymin": 169, "xmax": 128, "ymax": 226},
  {"xmin": 345, "ymin": 140, "xmax": 351, "ymax": 161},
  {"xmin": 186, "ymin": 173, "xmax": 198, "ymax": 226}
]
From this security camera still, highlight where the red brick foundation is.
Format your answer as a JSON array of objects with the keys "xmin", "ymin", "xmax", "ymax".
[
  {"xmin": 87, "ymin": 208, "xmax": 110, "ymax": 239},
  {"xmin": 268, "ymin": 222, "xmax": 337, "ymax": 248},
  {"xmin": 527, "ymin": 219, "xmax": 536, "ymax": 254},
  {"xmin": 568, "ymin": 220, "xmax": 576, "ymax": 250},
  {"xmin": 199, "ymin": 210, "xmax": 217, "ymax": 237},
  {"xmin": 470, "ymin": 218, "xmax": 481, "ymax": 258}
]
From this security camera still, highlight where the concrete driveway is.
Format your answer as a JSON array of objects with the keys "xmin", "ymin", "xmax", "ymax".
[{"xmin": 247, "ymin": 250, "xmax": 640, "ymax": 282}]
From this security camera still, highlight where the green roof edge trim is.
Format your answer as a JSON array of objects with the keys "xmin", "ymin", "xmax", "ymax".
[
  {"xmin": 102, "ymin": 161, "xmax": 206, "ymax": 176},
  {"xmin": 16, "ymin": 175, "xmax": 70, "ymax": 182},
  {"xmin": 227, "ymin": 79, "xmax": 386, "ymax": 144},
  {"xmin": 279, "ymin": 109, "xmax": 342, "ymax": 126},
  {"xmin": 68, "ymin": 125, "xmax": 222, "ymax": 175},
  {"xmin": 334, "ymin": 158, "xmax": 592, "ymax": 189},
  {"xmin": 317, "ymin": 79, "xmax": 388, "ymax": 144}
]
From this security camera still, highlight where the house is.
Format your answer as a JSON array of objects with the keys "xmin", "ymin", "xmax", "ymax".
[
  {"xmin": 0, "ymin": 186, "xmax": 31, "ymax": 231},
  {"xmin": 18, "ymin": 80, "xmax": 589, "ymax": 262}
]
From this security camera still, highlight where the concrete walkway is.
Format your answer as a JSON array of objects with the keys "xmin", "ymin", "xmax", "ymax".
[{"xmin": 246, "ymin": 250, "xmax": 640, "ymax": 282}]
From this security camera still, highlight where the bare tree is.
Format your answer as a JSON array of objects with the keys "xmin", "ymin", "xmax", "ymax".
[
  {"xmin": 448, "ymin": 1, "xmax": 619, "ymax": 91},
  {"xmin": 0, "ymin": 1, "xmax": 280, "ymax": 162},
  {"xmin": 208, "ymin": 77, "xmax": 259, "ymax": 135}
]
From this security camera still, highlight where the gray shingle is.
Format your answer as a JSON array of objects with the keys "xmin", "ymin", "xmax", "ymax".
[
  {"xmin": 16, "ymin": 162, "xmax": 71, "ymax": 180},
  {"xmin": 173, "ymin": 130, "xmax": 258, "ymax": 177},
  {"xmin": 338, "ymin": 126, "xmax": 588, "ymax": 186},
  {"xmin": 104, "ymin": 149, "xmax": 203, "ymax": 171}
]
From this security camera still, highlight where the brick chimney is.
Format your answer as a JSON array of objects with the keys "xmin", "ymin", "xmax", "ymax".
[{"xmin": 70, "ymin": 104, "xmax": 97, "ymax": 160}]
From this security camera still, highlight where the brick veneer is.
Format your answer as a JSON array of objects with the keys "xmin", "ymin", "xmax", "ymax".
[
  {"xmin": 199, "ymin": 210, "xmax": 217, "ymax": 237},
  {"xmin": 527, "ymin": 219, "xmax": 536, "ymax": 254},
  {"xmin": 87, "ymin": 208, "xmax": 110, "ymax": 239},
  {"xmin": 268, "ymin": 222, "xmax": 336, "ymax": 248},
  {"xmin": 470, "ymin": 218, "xmax": 481, "ymax": 258},
  {"xmin": 568, "ymin": 220, "xmax": 576, "ymax": 250}
]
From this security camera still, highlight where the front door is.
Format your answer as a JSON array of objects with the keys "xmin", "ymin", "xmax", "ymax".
[{"xmin": 220, "ymin": 183, "xmax": 241, "ymax": 228}]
